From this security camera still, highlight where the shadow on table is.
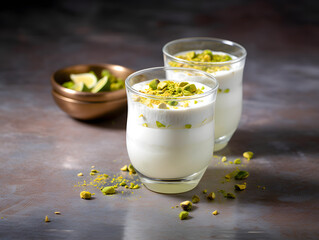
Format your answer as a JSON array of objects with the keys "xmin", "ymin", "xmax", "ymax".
[
  {"xmin": 217, "ymin": 127, "xmax": 319, "ymax": 157},
  {"xmin": 76, "ymin": 109, "xmax": 127, "ymax": 130}
]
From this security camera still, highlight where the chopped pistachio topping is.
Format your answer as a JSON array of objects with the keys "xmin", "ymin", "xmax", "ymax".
[
  {"xmin": 234, "ymin": 171, "xmax": 249, "ymax": 180},
  {"xmin": 142, "ymin": 123, "xmax": 148, "ymax": 127},
  {"xmin": 45, "ymin": 216, "xmax": 50, "ymax": 222},
  {"xmin": 54, "ymin": 211, "xmax": 61, "ymax": 215},
  {"xmin": 234, "ymin": 158, "xmax": 241, "ymax": 164},
  {"xmin": 101, "ymin": 186, "xmax": 116, "ymax": 195},
  {"xmin": 168, "ymin": 101, "xmax": 178, "ymax": 106},
  {"xmin": 121, "ymin": 165, "xmax": 128, "ymax": 171},
  {"xmin": 180, "ymin": 200, "xmax": 192, "ymax": 211},
  {"xmin": 77, "ymin": 172, "xmax": 83, "ymax": 177},
  {"xmin": 80, "ymin": 191, "xmax": 92, "ymax": 199},
  {"xmin": 156, "ymin": 121, "xmax": 166, "ymax": 128},
  {"xmin": 179, "ymin": 211, "xmax": 189, "ymax": 220},
  {"xmin": 235, "ymin": 183, "xmax": 247, "ymax": 191},
  {"xmin": 212, "ymin": 210, "xmax": 219, "ymax": 215},
  {"xmin": 202, "ymin": 189, "xmax": 207, "ymax": 194},
  {"xmin": 221, "ymin": 156, "xmax": 227, "ymax": 162},
  {"xmin": 91, "ymin": 169, "xmax": 99, "ymax": 173},
  {"xmin": 207, "ymin": 192, "xmax": 216, "ymax": 200},
  {"xmin": 149, "ymin": 79, "xmax": 160, "ymax": 90},
  {"xmin": 185, "ymin": 124, "xmax": 192, "ymax": 129},
  {"xmin": 169, "ymin": 50, "xmax": 232, "ymax": 73},
  {"xmin": 139, "ymin": 114, "xmax": 144, "ymax": 118},
  {"xmin": 224, "ymin": 88, "xmax": 230, "ymax": 93},
  {"xmin": 243, "ymin": 151, "xmax": 254, "ymax": 160},
  {"xmin": 192, "ymin": 195, "xmax": 200, "ymax": 204},
  {"xmin": 140, "ymin": 79, "xmax": 203, "ymax": 97}
]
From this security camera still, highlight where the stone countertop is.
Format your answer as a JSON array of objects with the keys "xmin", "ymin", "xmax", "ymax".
[{"xmin": 0, "ymin": 1, "xmax": 318, "ymax": 239}]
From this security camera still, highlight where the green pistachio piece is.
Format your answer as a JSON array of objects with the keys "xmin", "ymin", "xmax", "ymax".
[
  {"xmin": 80, "ymin": 191, "xmax": 91, "ymax": 199},
  {"xmin": 225, "ymin": 192, "xmax": 236, "ymax": 199},
  {"xmin": 149, "ymin": 79, "xmax": 160, "ymax": 90},
  {"xmin": 157, "ymin": 82, "xmax": 168, "ymax": 90},
  {"xmin": 234, "ymin": 184, "xmax": 246, "ymax": 191},
  {"xmin": 128, "ymin": 164, "xmax": 136, "ymax": 174},
  {"xmin": 101, "ymin": 186, "xmax": 116, "ymax": 195},
  {"xmin": 192, "ymin": 195, "xmax": 200, "ymax": 204},
  {"xmin": 234, "ymin": 171, "xmax": 249, "ymax": 180},
  {"xmin": 234, "ymin": 158, "xmax": 241, "ymax": 164},
  {"xmin": 168, "ymin": 101, "xmax": 178, "ymax": 106},
  {"xmin": 186, "ymin": 51, "xmax": 196, "ymax": 60},
  {"xmin": 178, "ymin": 82, "xmax": 189, "ymax": 87},
  {"xmin": 243, "ymin": 151, "xmax": 254, "ymax": 160},
  {"xmin": 224, "ymin": 88, "xmax": 230, "ymax": 93},
  {"xmin": 183, "ymin": 84, "xmax": 197, "ymax": 93},
  {"xmin": 156, "ymin": 121, "xmax": 166, "ymax": 128},
  {"xmin": 180, "ymin": 200, "xmax": 192, "ymax": 211},
  {"xmin": 185, "ymin": 124, "xmax": 192, "ymax": 129},
  {"xmin": 207, "ymin": 192, "xmax": 216, "ymax": 200},
  {"xmin": 120, "ymin": 181, "xmax": 126, "ymax": 186},
  {"xmin": 183, "ymin": 90, "xmax": 192, "ymax": 96},
  {"xmin": 202, "ymin": 189, "xmax": 207, "ymax": 194},
  {"xmin": 179, "ymin": 211, "xmax": 189, "ymax": 220}
]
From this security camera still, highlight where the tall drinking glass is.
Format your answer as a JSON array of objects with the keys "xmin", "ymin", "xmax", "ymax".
[
  {"xmin": 163, "ymin": 38, "xmax": 247, "ymax": 151},
  {"xmin": 125, "ymin": 67, "xmax": 218, "ymax": 194}
]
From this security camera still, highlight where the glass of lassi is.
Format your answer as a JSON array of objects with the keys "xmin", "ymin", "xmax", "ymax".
[
  {"xmin": 163, "ymin": 38, "xmax": 247, "ymax": 151},
  {"xmin": 125, "ymin": 67, "xmax": 218, "ymax": 194}
]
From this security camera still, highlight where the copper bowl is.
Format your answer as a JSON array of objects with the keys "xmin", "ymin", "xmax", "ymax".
[{"xmin": 51, "ymin": 63, "xmax": 134, "ymax": 120}]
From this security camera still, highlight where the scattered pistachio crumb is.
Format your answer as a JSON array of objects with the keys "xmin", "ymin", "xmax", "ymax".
[
  {"xmin": 225, "ymin": 193, "xmax": 236, "ymax": 199},
  {"xmin": 180, "ymin": 200, "xmax": 192, "ymax": 211},
  {"xmin": 91, "ymin": 169, "xmax": 99, "ymax": 173},
  {"xmin": 221, "ymin": 156, "xmax": 227, "ymax": 162},
  {"xmin": 179, "ymin": 211, "xmax": 189, "ymax": 220},
  {"xmin": 234, "ymin": 171, "xmax": 249, "ymax": 180},
  {"xmin": 185, "ymin": 124, "xmax": 192, "ymax": 129},
  {"xmin": 202, "ymin": 189, "xmax": 207, "ymax": 194},
  {"xmin": 128, "ymin": 164, "xmax": 136, "ymax": 174},
  {"xmin": 235, "ymin": 183, "xmax": 247, "ymax": 191},
  {"xmin": 262, "ymin": 186, "xmax": 266, "ymax": 190},
  {"xmin": 224, "ymin": 88, "xmax": 230, "ymax": 93},
  {"xmin": 121, "ymin": 165, "xmax": 128, "ymax": 171},
  {"xmin": 192, "ymin": 195, "xmax": 200, "ymax": 204},
  {"xmin": 77, "ymin": 173, "xmax": 83, "ymax": 177},
  {"xmin": 142, "ymin": 123, "xmax": 148, "ymax": 127},
  {"xmin": 234, "ymin": 158, "xmax": 241, "ymax": 164},
  {"xmin": 139, "ymin": 114, "xmax": 144, "ymax": 118},
  {"xmin": 194, "ymin": 100, "xmax": 198, "ymax": 104},
  {"xmin": 207, "ymin": 192, "xmax": 216, "ymax": 200},
  {"xmin": 101, "ymin": 186, "xmax": 116, "ymax": 195},
  {"xmin": 243, "ymin": 151, "xmax": 254, "ymax": 160},
  {"xmin": 80, "ymin": 191, "xmax": 92, "ymax": 199},
  {"xmin": 212, "ymin": 210, "xmax": 219, "ymax": 215},
  {"xmin": 54, "ymin": 211, "xmax": 61, "ymax": 215},
  {"xmin": 91, "ymin": 166, "xmax": 95, "ymax": 168},
  {"xmin": 45, "ymin": 216, "xmax": 50, "ymax": 222}
]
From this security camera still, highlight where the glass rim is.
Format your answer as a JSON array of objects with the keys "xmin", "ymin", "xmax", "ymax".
[
  {"xmin": 125, "ymin": 66, "xmax": 219, "ymax": 101},
  {"xmin": 162, "ymin": 37, "xmax": 247, "ymax": 66}
]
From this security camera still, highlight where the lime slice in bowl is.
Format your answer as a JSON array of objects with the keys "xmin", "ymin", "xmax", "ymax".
[
  {"xmin": 71, "ymin": 82, "xmax": 85, "ymax": 92},
  {"xmin": 91, "ymin": 76, "xmax": 110, "ymax": 93},
  {"xmin": 70, "ymin": 73, "xmax": 97, "ymax": 89}
]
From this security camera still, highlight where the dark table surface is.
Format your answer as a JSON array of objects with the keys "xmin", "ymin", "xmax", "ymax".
[{"xmin": 1, "ymin": 1, "xmax": 319, "ymax": 239}]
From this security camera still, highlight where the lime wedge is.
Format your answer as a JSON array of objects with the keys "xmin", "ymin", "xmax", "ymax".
[
  {"xmin": 62, "ymin": 81, "xmax": 74, "ymax": 89},
  {"xmin": 70, "ymin": 73, "xmax": 97, "ymax": 89},
  {"xmin": 91, "ymin": 76, "xmax": 110, "ymax": 93},
  {"xmin": 71, "ymin": 82, "xmax": 84, "ymax": 91}
]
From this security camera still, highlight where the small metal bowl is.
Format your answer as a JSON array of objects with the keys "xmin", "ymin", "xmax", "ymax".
[{"xmin": 51, "ymin": 63, "xmax": 134, "ymax": 120}]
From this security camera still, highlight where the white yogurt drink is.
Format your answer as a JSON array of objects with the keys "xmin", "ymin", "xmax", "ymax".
[
  {"xmin": 163, "ymin": 38, "xmax": 247, "ymax": 151},
  {"xmin": 125, "ymin": 67, "xmax": 218, "ymax": 194}
]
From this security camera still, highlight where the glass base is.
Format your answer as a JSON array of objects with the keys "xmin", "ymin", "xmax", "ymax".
[
  {"xmin": 214, "ymin": 134, "xmax": 233, "ymax": 152},
  {"xmin": 136, "ymin": 168, "xmax": 207, "ymax": 194}
]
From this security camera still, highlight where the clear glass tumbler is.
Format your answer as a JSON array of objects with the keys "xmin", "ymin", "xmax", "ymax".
[
  {"xmin": 163, "ymin": 38, "xmax": 247, "ymax": 151},
  {"xmin": 125, "ymin": 67, "xmax": 218, "ymax": 194}
]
